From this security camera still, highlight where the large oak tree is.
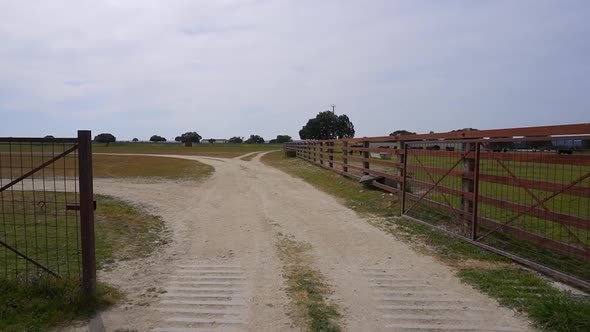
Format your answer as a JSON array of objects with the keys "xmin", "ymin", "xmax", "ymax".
[{"xmin": 299, "ymin": 111, "xmax": 355, "ymax": 140}]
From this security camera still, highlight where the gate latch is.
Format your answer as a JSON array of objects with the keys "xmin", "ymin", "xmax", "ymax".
[{"xmin": 66, "ymin": 201, "xmax": 97, "ymax": 211}]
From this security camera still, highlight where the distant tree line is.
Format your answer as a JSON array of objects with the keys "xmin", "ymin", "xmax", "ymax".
[{"xmin": 93, "ymin": 131, "xmax": 294, "ymax": 145}]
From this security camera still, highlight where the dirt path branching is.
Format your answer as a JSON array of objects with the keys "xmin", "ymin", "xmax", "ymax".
[
  {"xmin": 240, "ymin": 152, "xmax": 261, "ymax": 161},
  {"xmin": 60, "ymin": 152, "xmax": 538, "ymax": 331}
]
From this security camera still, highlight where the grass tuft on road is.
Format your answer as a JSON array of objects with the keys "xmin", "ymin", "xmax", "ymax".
[
  {"xmin": 262, "ymin": 150, "xmax": 590, "ymax": 331},
  {"xmin": 276, "ymin": 236, "xmax": 341, "ymax": 332}
]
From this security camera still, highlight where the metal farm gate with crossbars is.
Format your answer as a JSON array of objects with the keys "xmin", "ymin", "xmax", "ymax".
[
  {"xmin": 0, "ymin": 131, "xmax": 96, "ymax": 291},
  {"xmin": 285, "ymin": 123, "xmax": 590, "ymax": 290}
]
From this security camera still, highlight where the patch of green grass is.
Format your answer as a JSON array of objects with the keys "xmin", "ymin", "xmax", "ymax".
[
  {"xmin": 95, "ymin": 194, "xmax": 168, "ymax": 265},
  {"xmin": 93, "ymin": 142, "xmax": 281, "ymax": 158},
  {"xmin": 384, "ymin": 217, "xmax": 509, "ymax": 263},
  {"xmin": 0, "ymin": 154, "xmax": 214, "ymax": 180},
  {"xmin": 276, "ymin": 236, "xmax": 341, "ymax": 332},
  {"xmin": 0, "ymin": 279, "xmax": 121, "ymax": 332},
  {"xmin": 93, "ymin": 155, "xmax": 213, "ymax": 179},
  {"xmin": 459, "ymin": 268, "xmax": 590, "ymax": 332},
  {"xmin": 0, "ymin": 193, "xmax": 167, "ymax": 275},
  {"xmin": 0, "ymin": 142, "xmax": 281, "ymax": 158}
]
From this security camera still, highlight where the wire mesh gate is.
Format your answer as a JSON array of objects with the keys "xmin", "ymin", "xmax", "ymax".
[
  {"xmin": 0, "ymin": 131, "xmax": 95, "ymax": 291},
  {"xmin": 401, "ymin": 137, "xmax": 590, "ymax": 287}
]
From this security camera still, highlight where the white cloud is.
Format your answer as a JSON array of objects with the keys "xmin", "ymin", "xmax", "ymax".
[{"xmin": 1, "ymin": 0, "xmax": 589, "ymax": 139}]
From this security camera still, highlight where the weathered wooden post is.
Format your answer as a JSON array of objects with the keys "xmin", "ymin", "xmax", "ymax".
[
  {"xmin": 328, "ymin": 142, "xmax": 334, "ymax": 168},
  {"xmin": 319, "ymin": 141, "xmax": 324, "ymax": 166},
  {"xmin": 401, "ymin": 143, "xmax": 409, "ymax": 214},
  {"xmin": 363, "ymin": 140, "xmax": 370, "ymax": 175},
  {"xmin": 78, "ymin": 130, "xmax": 96, "ymax": 293},
  {"xmin": 461, "ymin": 142, "xmax": 477, "ymax": 238},
  {"xmin": 397, "ymin": 140, "xmax": 406, "ymax": 190},
  {"xmin": 342, "ymin": 141, "xmax": 349, "ymax": 174},
  {"xmin": 471, "ymin": 143, "xmax": 481, "ymax": 240}
]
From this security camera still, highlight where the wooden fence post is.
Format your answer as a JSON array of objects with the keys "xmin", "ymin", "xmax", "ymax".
[
  {"xmin": 363, "ymin": 140, "xmax": 370, "ymax": 175},
  {"xmin": 401, "ymin": 143, "xmax": 408, "ymax": 214},
  {"xmin": 78, "ymin": 130, "xmax": 96, "ymax": 293},
  {"xmin": 328, "ymin": 142, "xmax": 334, "ymax": 168},
  {"xmin": 462, "ymin": 142, "xmax": 476, "ymax": 237},
  {"xmin": 343, "ymin": 141, "xmax": 349, "ymax": 174},
  {"xmin": 471, "ymin": 143, "xmax": 481, "ymax": 240},
  {"xmin": 397, "ymin": 141, "xmax": 406, "ymax": 190},
  {"xmin": 319, "ymin": 141, "xmax": 324, "ymax": 166}
]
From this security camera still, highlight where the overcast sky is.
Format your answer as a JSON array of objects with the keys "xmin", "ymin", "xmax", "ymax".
[{"xmin": 1, "ymin": 0, "xmax": 589, "ymax": 141}]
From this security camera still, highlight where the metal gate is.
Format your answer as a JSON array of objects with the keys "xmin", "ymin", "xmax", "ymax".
[
  {"xmin": 0, "ymin": 131, "xmax": 95, "ymax": 291},
  {"xmin": 401, "ymin": 137, "xmax": 590, "ymax": 288}
]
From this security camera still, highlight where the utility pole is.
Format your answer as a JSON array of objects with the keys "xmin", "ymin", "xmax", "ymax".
[{"xmin": 331, "ymin": 104, "xmax": 336, "ymax": 114}]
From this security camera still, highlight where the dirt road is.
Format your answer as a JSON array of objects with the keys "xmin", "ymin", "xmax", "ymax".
[{"xmin": 73, "ymin": 153, "xmax": 532, "ymax": 332}]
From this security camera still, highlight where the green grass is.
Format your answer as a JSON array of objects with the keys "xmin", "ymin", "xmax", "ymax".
[
  {"xmin": 383, "ymin": 217, "xmax": 509, "ymax": 263},
  {"xmin": 276, "ymin": 236, "xmax": 341, "ymax": 332},
  {"xmin": 93, "ymin": 142, "xmax": 281, "ymax": 158},
  {"xmin": 1, "ymin": 154, "xmax": 214, "ymax": 180},
  {"xmin": 95, "ymin": 194, "xmax": 168, "ymax": 265},
  {"xmin": 93, "ymin": 155, "xmax": 213, "ymax": 179},
  {"xmin": 0, "ymin": 142, "xmax": 281, "ymax": 158},
  {"xmin": 0, "ymin": 193, "xmax": 166, "ymax": 276},
  {"xmin": 0, "ymin": 279, "xmax": 121, "ymax": 332},
  {"xmin": 459, "ymin": 268, "xmax": 590, "ymax": 332},
  {"xmin": 262, "ymin": 150, "xmax": 590, "ymax": 331},
  {"xmin": 395, "ymin": 154, "xmax": 590, "ymax": 245},
  {"xmin": 0, "ymin": 194, "xmax": 166, "ymax": 331}
]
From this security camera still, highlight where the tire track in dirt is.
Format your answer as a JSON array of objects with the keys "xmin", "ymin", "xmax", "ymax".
[
  {"xmin": 364, "ymin": 268, "xmax": 523, "ymax": 331},
  {"xmin": 153, "ymin": 263, "xmax": 248, "ymax": 332}
]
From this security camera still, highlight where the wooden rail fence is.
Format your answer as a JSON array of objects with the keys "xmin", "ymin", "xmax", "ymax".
[{"xmin": 285, "ymin": 123, "xmax": 590, "ymax": 290}]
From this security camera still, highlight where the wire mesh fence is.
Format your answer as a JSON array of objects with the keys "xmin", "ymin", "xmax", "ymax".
[
  {"xmin": 285, "ymin": 124, "xmax": 590, "ymax": 289},
  {"xmin": 0, "ymin": 133, "xmax": 95, "ymax": 289}
]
